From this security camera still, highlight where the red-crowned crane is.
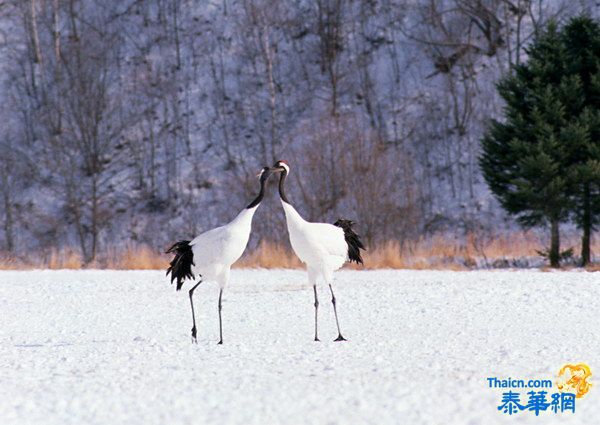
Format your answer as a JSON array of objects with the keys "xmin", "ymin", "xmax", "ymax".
[
  {"xmin": 269, "ymin": 160, "xmax": 365, "ymax": 341},
  {"xmin": 166, "ymin": 167, "xmax": 272, "ymax": 344}
]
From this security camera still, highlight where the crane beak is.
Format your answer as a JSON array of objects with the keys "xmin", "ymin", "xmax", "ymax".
[
  {"xmin": 268, "ymin": 166, "xmax": 284, "ymax": 173},
  {"xmin": 257, "ymin": 168, "xmax": 273, "ymax": 178}
]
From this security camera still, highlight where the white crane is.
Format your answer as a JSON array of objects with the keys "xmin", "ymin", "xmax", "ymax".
[
  {"xmin": 166, "ymin": 167, "xmax": 272, "ymax": 344},
  {"xmin": 269, "ymin": 160, "xmax": 365, "ymax": 341}
]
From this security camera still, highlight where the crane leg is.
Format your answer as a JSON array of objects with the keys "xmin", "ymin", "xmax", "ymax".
[
  {"xmin": 329, "ymin": 284, "xmax": 347, "ymax": 341},
  {"xmin": 217, "ymin": 289, "xmax": 224, "ymax": 345},
  {"xmin": 188, "ymin": 279, "xmax": 203, "ymax": 344},
  {"xmin": 313, "ymin": 285, "xmax": 320, "ymax": 342}
]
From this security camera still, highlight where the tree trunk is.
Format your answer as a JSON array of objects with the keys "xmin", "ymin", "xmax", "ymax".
[
  {"xmin": 73, "ymin": 203, "xmax": 88, "ymax": 263},
  {"xmin": 581, "ymin": 182, "xmax": 591, "ymax": 266},
  {"xmin": 549, "ymin": 218, "xmax": 560, "ymax": 268},
  {"xmin": 260, "ymin": 24, "xmax": 278, "ymax": 162},
  {"xmin": 90, "ymin": 173, "xmax": 98, "ymax": 264},
  {"xmin": 2, "ymin": 185, "xmax": 14, "ymax": 253},
  {"xmin": 29, "ymin": 0, "xmax": 43, "ymax": 64}
]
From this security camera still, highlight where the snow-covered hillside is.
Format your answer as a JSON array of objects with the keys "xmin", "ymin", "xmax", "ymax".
[
  {"xmin": 2, "ymin": 1, "xmax": 598, "ymax": 260},
  {"xmin": 1, "ymin": 269, "xmax": 599, "ymax": 424}
]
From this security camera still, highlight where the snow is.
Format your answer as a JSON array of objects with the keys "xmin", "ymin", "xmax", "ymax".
[{"xmin": 1, "ymin": 269, "xmax": 599, "ymax": 425}]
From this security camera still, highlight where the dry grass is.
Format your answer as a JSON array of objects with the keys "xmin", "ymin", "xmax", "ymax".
[
  {"xmin": 585, "ymin": 263, "xmax": 600, "ymax": 272},
  {"xmin": 103, "ymin": 245, "xmax": 169, "ymax": 270},
  {"xmin": 0, "ymin": 248, "xmax": 85, "ymax": 270},
  {"xmin": 0, "ymin": 245, "xmax": 168, "ymax": 271},
  {"xmin": 46, "ymin": 248, "xmax": 84, "ymax": 269},
  {"xmin": 0, "ymin": 232, "xmax": 597, "ymax": 270},
  {"xmin": 235, "ymin": 241, "xmax": 303, "ymax": 269}
]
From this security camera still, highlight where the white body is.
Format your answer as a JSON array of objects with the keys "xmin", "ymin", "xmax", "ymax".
[
  {"xmin": 189, "ymin": 206, "xmax": 257, "ymax": 287},
  {"xmin": 281, "ymin": 201, "xmax": 348, "ymax": 285}
]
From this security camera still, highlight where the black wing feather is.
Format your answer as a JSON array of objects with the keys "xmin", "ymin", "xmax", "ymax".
[
  {"xmin": 333, "ymin": 219, "xmax": 366, "ymax": 265},
  {"xmin": 165, "ymin": 240, "xmax": 195, "ymax": 290}
]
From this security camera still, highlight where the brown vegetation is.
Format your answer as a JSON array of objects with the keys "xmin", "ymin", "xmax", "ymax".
[{"xmin": 1, "ymin": 232, "xmax": 596, "ymax": 271}]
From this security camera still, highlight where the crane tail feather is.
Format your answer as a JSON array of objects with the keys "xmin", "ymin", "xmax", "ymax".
[
  {"xmin": 165, "ymin": 240, "xmax": 195, "ymax": 290},
  {"xmin": 333, "ymin": 219, "xmax": 366, "ymax": 265}
]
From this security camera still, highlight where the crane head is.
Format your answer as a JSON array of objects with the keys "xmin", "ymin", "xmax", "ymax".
[
  {"xmin": 256, "ymin": 166, "xmax": 272, "ymax": 181},
  {"xmin": 270, "ymin": 160, "xmax": 290, "ymax": 175}
]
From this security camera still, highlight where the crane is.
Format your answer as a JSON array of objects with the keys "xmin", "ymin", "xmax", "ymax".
[
  {"xmin": 166, "ymin": 167, "xmax": 272, "ymax": 344},
  {"xmin": 269, "ymin": 160, "xmax": 365, "ymax": 341}
]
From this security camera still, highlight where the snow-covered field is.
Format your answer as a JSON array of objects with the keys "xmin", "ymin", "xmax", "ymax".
[{"xmin": 1, "ymin": 269, "xmax": 599, "ymax": 425}]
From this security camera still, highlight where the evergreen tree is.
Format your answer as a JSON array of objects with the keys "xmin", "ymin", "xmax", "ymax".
[
  {"xmin": 480, "ymin": 22, "xmax": 572, "ymax": 267},
  {"xmin": 561, "ymin": 17, "xmax": 600, "ymax": 266}
]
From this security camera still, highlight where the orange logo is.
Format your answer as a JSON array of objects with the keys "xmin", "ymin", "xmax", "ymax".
[{"xmin": 556, "ymin": 364, "xmax": 592, "ymax": 398}]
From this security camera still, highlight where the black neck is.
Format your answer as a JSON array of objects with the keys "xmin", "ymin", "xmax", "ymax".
[
  {"xmin": 246, "ymin": 176, "xmax": 267, "ymax": 209},
  {"xmin": 278, "ymin": 171, "xmax": 290, "ymax": 204}
]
